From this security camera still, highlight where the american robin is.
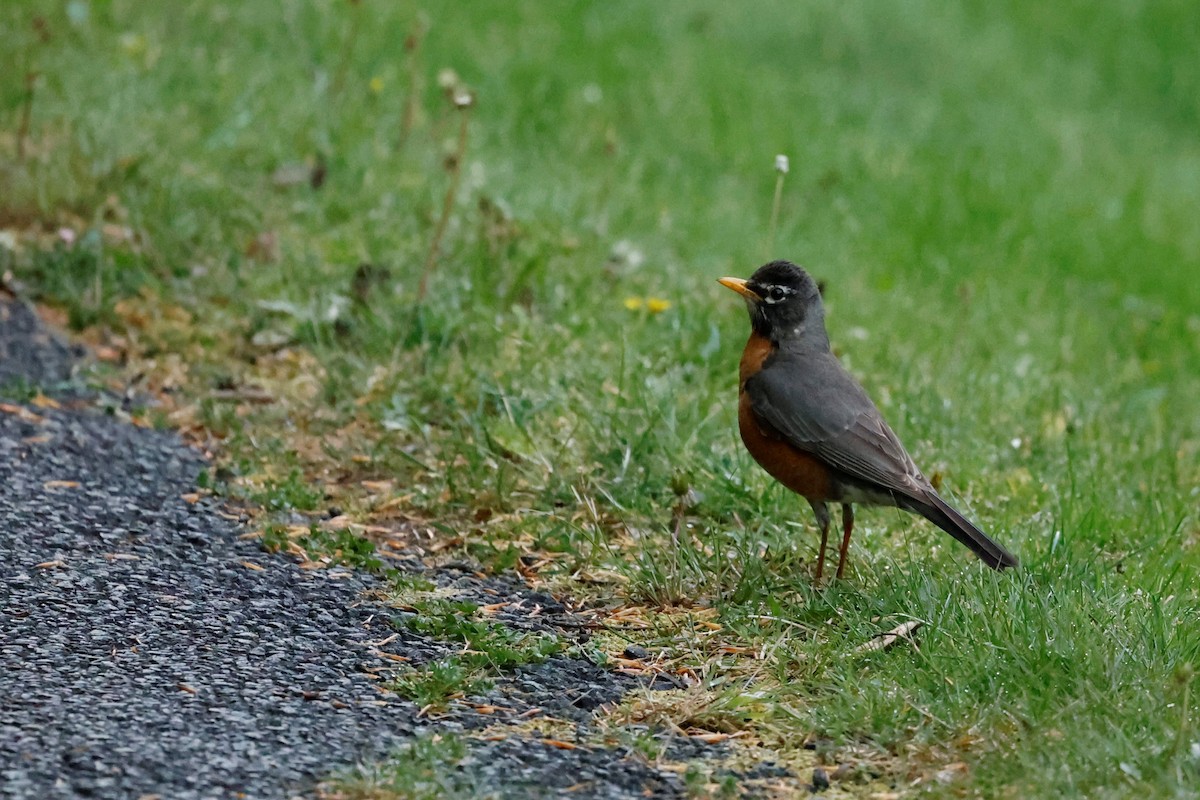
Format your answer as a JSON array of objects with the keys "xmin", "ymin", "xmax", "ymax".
[{"xmin": 719, "ymin": 260, "xmax": 1018, "ymax": 579}]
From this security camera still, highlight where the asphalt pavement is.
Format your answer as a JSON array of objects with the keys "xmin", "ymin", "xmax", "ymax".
[{"xmin": 0, "ymin": 294, "xmax": 702, "ymax": 799}]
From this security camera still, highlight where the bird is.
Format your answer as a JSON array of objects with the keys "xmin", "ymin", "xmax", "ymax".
[{"xmin": 718, "ymin": 260, "xmax": 1018, "ymax": 580}]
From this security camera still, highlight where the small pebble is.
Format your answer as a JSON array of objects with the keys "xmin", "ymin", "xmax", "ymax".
[
  {"xmin": 623, "ymin": 644, "xmax": 649, "ymax": 660},
  {"xmin": 812, "ymin": 766, "xmax": 830, "ymax": 791}
]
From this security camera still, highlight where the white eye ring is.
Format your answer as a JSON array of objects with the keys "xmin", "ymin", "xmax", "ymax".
[{"xmin": 765, "ymin": 285, "xmax": 790, "ymax": 304}]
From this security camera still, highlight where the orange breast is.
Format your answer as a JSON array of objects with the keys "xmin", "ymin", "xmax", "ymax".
[
  {"xmin": 738, "ymin": 392, "xmax": 835, "ymax": 501},
  {"xmin": 738, "ymin": 332, "xmax": 773, "ymax": 386},
  {"xmin": 737, "ymin": 332, "xmax": 835, "ymax": 502}
]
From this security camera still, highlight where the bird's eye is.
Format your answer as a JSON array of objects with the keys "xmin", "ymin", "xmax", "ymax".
[{"xmin": 768, "ymin": 285, "xmax": 788, "ymax": 303}]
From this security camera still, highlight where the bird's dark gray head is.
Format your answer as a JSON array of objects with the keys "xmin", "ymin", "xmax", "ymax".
[{"xmin": 719, "ymin": 260, "xmax": 828, "ymax": 348}]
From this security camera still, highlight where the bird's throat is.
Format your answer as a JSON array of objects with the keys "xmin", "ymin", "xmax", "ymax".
[{"xmin": 738, "ymin": 331, "xmax": 775, "ymax": 388}]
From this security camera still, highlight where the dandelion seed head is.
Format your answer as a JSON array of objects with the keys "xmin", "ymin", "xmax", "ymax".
[{"xmin": 610, "ymin": 239, "xmax": 645, "ymax": 269}]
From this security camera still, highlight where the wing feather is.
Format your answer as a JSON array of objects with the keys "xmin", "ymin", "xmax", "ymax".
[{"xmin": 744, "ymin": 351, "xmax": 927, "ymax": 498}]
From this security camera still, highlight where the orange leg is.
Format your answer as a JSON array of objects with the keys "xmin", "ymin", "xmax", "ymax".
[
  {"xmin": 809, "ymin": 501, "xmax": 831, "ymax": 582},
  {"xmin": 835, "ymin": 504, "xmax": 854, "ymax": 579}
]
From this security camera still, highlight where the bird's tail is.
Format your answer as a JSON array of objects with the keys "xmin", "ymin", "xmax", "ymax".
[{"xmin": 916, "ymin": 492, "xmax": 1019, "ymax": 570}]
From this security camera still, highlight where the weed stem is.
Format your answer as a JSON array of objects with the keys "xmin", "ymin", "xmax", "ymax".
[
  {"xmin": 17, "ymin": 72, "xmax": 37, "ymax": 161},
  {"xmin": 398, "ymin": 16, "xmax": 429, "ymax": 149},
  {"xmin": 417, "ymin": 96, "xmax": 473, "ymax": 302},
  {"xmin": 765, "ymin": 154, "xmax": 789, "ymax": 259}
]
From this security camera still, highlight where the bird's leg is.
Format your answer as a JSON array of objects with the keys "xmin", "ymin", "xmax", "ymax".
[
  {"xmin": 836, "ymin": 503, "xmax": 854, "ymax": 579},
  {"xmin": 809, "ymin": 500, "xmax": 831, "ymax": 582}
]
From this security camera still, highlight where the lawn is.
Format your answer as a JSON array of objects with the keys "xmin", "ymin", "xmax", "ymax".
[{"xmin": 3, "ymin": 1, "xmax": 1198, "ymax": 796}]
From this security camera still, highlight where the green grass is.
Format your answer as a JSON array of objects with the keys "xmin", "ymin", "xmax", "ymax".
[
  {"xmin": 3, "ymin": 1, "xmax": 1199, "ymax": 796},
  {"xmin": 256, "ymin": 468, "xmax": 326, "ymax": 513},
  {"xmin": 389, "ymin": 599, "xmax": 564, "ymax": 711},
  {"xmin": 324, "ymin": 733, "xmax": 481, "ymax": 800},
  {"xmin": 260, "ymin": 522, "xmax": 387, "ymax": 571}
]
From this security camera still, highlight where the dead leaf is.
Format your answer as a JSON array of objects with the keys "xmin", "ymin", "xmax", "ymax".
[
  {"xmin": 0, "ymin": 403, "xmax": 44, "ymax": 422},
  {"xmin": 363, "ymin": 633, "xmax": 399, "ymax": 648},
  {"xmin": 30, "ymin": 393, "xmax": 61, "ymax": 409},
  {"xmin": 934, "ymin": 761, "xmax": 969, "ymax": 784},
  {"xmin": 542, "ymin": 739, "xmax": 577, "ymax": 750},
  {"xmin": 689, "ymin": 732, "xmax": 743, "ymax": 744},
  {"xmin": 245, "ymin": 231, "xmax": 278, "ymax": 262},
  {"xmin": 94, "ymin": 344, "xmax": 124, "ymax": 362},
  {"xmin": 43, "ymin": 480, "xmax": 80, "ymax": 490}
]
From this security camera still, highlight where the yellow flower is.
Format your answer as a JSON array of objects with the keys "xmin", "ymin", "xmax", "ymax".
[
  {"xmin": 369, "ymin": 76, "xmax": 385, "ymax": 95},
  {"xmin": 624, "ymin": 296, "xmax": 671, "ymax": 313}
]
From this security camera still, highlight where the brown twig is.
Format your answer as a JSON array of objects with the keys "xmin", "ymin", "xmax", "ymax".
[
  {"xmin": 416, "ymin": 90, "xmax": 473, "ymax": 303},
  {"xmin": 854, "ymin": 619, "xmax": 924, "ymax": 654}
]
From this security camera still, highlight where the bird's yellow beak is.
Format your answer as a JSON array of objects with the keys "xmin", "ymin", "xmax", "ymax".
[{"xmin": 718, "ymin": 277, "xmax": 760, "ymax": 301}]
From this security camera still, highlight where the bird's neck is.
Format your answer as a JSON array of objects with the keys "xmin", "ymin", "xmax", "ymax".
[
  {"xmin": 761, "ymin": 313, "xmax": 832, "ymax": 354},
  {"xmin": 750, "ymin": 307, "xmax": 831, "ymax": 353},
  {"xmin": 739, "ymin": 330, "xmax": 834, "ymax": 396},
  {"xmin": 775, "ymin": 326, "xmax": 832, "ymax": 353}
]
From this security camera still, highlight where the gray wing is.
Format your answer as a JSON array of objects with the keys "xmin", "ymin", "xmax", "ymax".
[{"xmin": 744, "ymin": 351, "xmax": 928, "ymax": 499}]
